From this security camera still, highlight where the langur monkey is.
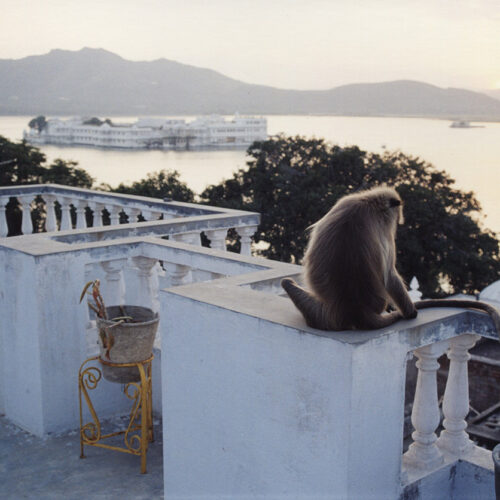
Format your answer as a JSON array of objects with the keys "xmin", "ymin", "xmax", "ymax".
[{"xmin": 281, "ymin": 186, "xmax": 500, "ymax": 334}]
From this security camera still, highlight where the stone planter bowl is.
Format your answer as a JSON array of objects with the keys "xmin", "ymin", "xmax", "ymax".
[{"xmin": 96, "ymin": 305, "xmax": 159, "ymax": 383}]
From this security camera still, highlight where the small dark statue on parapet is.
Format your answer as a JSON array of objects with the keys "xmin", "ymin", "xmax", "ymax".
[{"xmin": 282, "ymin": 186, "xmax": 500, "ymax": 334}]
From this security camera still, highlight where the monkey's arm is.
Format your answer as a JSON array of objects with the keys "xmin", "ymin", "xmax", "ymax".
[
  {"xmin": 386, "ymin": 271, "xmax": 418, "ymax": 319},
  {"xmin": 414, "ymin": 299, "xmax": 500, "ymax": 336}
]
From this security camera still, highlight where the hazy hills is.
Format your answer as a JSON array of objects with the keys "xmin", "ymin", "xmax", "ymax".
[
  {"xmin": 1, "ymin": 47, "xmax": 500, "ymax": 120},
  {"xmin": 484, "ymin": 88, "xmax": 500, "ymax": 101}
]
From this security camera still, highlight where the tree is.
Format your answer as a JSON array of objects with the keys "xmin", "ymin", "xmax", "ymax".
[
  {"xmin": 112, "ymin": 169, "xmax": 195, "ymax": 203},
  {"xmin": 0, "ymin": 136, "xmax": 46, "ymax": 185},
  {"xmin": 0, "ymin": 135, "xmax": 94, "ymax": 235},
  {"xmin": 82, "ymin": 117, "xmax": 113, "ymax": 126},
  {"xmin": 201, "ymin": 135, "xmax": 500, "ymax": 297},
  {"xmin": 0, "ymin": 136, "xmax": 94, "ymax": 188},
  {"xmin": 41, "ymin": 158, "xmax": 93, "ymax": 188},
  {"xmin": 28, "ymin": 115, "xmax": 47, "ymax": 133}
]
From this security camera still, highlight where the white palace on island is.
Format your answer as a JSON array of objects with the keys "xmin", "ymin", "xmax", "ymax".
[{"xmin": 24, "ymin": 114, "xmax": 268, "ymax": 150}]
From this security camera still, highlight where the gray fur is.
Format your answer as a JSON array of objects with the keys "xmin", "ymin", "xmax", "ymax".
[{"xmin": 281, "ymin": 186, "xmax": 500, "ymax": 334}]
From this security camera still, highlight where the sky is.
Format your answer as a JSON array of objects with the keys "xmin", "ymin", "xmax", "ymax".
[{"xmin": 1, "ymin": 0, "xmax": 499, "ymax": 91}]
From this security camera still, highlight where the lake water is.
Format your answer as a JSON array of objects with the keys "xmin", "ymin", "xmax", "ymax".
[{"xmin": 1, "ymin": 115, "xmax": 499, "ymax": 233}]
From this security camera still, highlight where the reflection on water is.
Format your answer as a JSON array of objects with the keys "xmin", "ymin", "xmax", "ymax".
[{"xmin": 1, "ymin": 115, "xmax": 499, "ymax": 233}]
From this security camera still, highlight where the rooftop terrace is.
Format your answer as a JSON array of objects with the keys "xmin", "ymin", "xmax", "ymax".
[{"xmin": 1, "ymin": 184, "xmax": 498, "ymax": 499}]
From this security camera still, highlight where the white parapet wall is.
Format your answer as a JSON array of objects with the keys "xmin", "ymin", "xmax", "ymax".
[
  {"xmin": 161, "ymin": 278, "xmax": 497, "ymax": 499},
  {"xmin": 0, "ymin": 230, "xmax": 297, "ymax": 435},
  {"xmin": 0, "ymin": 188, "xmax": 266, "ymax": 435}
]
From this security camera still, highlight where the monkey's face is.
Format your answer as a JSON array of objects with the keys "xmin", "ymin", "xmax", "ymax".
[
  {"xmin": 398, "ymin": 205, "xmax": 404, "ymax": 225},
  {"xmin": 388, "ymin": 196, "xmax": 404, "ymax": 225}
]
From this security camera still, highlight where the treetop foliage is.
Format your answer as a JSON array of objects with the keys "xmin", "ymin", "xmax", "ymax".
[
  {"xmin": 0, "ymin": 135, "xmax": 94, "ymax": 235},
  {"xmin": 82, "ymin": 117, "xmax": 114, "ymax": 126},
  {"xmin": 201, "ymin": 135, "xmax": 499, "ymax": 297},
  {"xmin": 0, "ymin": 136, "xmax": 93, "ymax": 188},
  {"xmin": 112, "ymin": 169, "xmax": 195, "ymax": 203},
  {"xmin": 28, "ymin": 115, "xmax": 47, "ymax": 132}
]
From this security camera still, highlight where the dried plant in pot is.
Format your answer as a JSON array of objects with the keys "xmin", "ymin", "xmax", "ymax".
[{"xmin": 80, "ymin": 280, "xmax": 159, "ymax": 384}]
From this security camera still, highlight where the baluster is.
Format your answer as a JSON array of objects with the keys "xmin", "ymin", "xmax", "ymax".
[
  {"xmin": 437, "ymin": 334, "xmax": 480, "ymax": 456},
  {"xmin": 19, "ymin": 196, "xmax": 34, "ymax": 235},
  {"xmin": 205, "ymin": 229, "xmax": 227, "ymax": 251},
  {"xmin": 123, "ymin": 207, "xmax": 140, "ymax": 224},
  {"xmin": 100, "ymin": 259, "xmax": 127, "ymax": 307},
  {"xmin": 57, "ymin": 197, "xmax": 72, "ymax": 231},
  {"xmin": 174, "ymin": 234, "xmax": 199, "ymax": 282},
  {"xmin": 0, "ymin": 197, "xmax": 8, "ymax": 237},
  {"xmin": 131, "ymin": 208, "xmax": 141, "ymax": 223},
  {"xmin": 237, "ymin": 226, "xmax": 257, "ymax": 255},
  {"xmin": 122, "ymin": 207, "xmax": 132, "ymax": 223},
  {"xmin": 163, "ymin": 263, "xmax": 191, "ymax": 286},
  {"xmin": 96, "ymin": 203, "xmax": 105, "ymax": 226},
  {"xmin": 88, "ymin": 202, "xmax": 103, "ymax": 227},
  {"xmin": 141, "ymin": 209, "xmax": 152, "ymax": 221},
  {"xmin": 108, "ymin": 205, "xmax": 121, "ymax": 226},
  {"xmin": 131, "ymin": 256, "xmax": 159, "ymax": 313},
  {"xmin": 134, "ymin": 208, "xmax": 142, "ymax": 222},
  {"xmin": 44, "ymin": 195, "xmax": 57, "ymax": 232},
  {"xmin": 150, "ymin": 211, "xmax": 161, "ymax": 220},
  {"xmin": 75, "ymin": 200, "xmax": 88, "ymax": 229},
  {"xmin": 403, "ymin": 340, "xmax": 449, "ymax": 469},
  {"xmin": 408, "ymin": 277, "xmax": 423, "ymax": 301}
]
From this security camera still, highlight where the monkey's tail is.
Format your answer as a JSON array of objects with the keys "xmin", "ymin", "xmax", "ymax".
[
  {"xmin": 414, "ymin": 299, "xmax": 500, "ymax": 336},
  {"xmin": 281, "ymin": 278, "xmax": 403, "ymax": 331},
  {"xmin": 281, "ymin": 278, "xmax": 332, "ymax": 330}
]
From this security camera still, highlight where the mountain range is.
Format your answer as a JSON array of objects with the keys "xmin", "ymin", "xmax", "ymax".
[{"xmin": 1, "ymin": 48, "xmax": 500, "ymax": 120}]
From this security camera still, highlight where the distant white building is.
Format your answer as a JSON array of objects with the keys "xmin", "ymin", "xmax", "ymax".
[{"xmin": 24, "ymin": 114, "xmax": 268, "ymax": 150}]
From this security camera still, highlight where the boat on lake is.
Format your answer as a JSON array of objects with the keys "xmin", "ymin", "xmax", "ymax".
[{"xmin": 450, "ymin": 120, "xmax": 485, "ymax": 128}]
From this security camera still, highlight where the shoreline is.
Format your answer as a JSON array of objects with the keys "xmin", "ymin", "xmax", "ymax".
[{"xmin": 1, "ymin": 113, "xmax": 500, "ymax": 124}]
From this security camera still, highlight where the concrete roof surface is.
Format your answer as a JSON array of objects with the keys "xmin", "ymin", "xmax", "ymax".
[{"xmin": 0, "ymin": 415, "xmax": 163, "ymax": 499}]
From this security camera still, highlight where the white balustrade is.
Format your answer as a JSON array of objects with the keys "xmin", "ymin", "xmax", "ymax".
[
  {"xmin": 100, "ymin": 258, "xmax": 127, "ymax": 307},
  {"xmin": 130, "ymin": 208, "xmax": 141, "ymax": 223},
  {"xmin": 57, "ymin": 197, "xmax": 73, "ymax": 231},
  {"xmin": 123, "ymin": 207, "xmax": 140, "ymax": 224},
  {"xmin": 164, "ymin": 262, "xmax": 191, "ymax": 286},
  {"xmin": 44, "ymin": 195, "xmax": 58, "ymax": 232},
  {"xmin": 205, "ymin": 229, "xmax": 227, "ymax": 251},
  {"xmin": 19, "ymin": 196, "xmax": 34, "ymax": 235},
  {"xmin": 88, "ymin": 202, "xmax": 104, "ymax": 227},
  {"xmin": 108, "ymin": 205, "xmax": 121, "ymax": 226},
  {"xmin": 238, "ymin": 225, "xmax": 257, "ymax": 255},
  {"xmin": 131, "ymin": 256, "xmax": 160, "ymax": 313},
  {"xmin": 0, "ymin": 197, "xmax": 8, "ymax": 237},
  {"xmin": 403, "ymin": 340, "xmax": 449, "ymax": 469},
  {"xmin": 75, "ymin": 200, "xmax": 88, "ymax": 230},
  {"xmin": 0, "ymin": 185, "xmax": 261, "ymax": 244},
  {"xmin": 141, "ymin": 209, "xmax": 151, "ymax": 220},
  {"xmin": 437, "ymin": 334, "xmax": 480, "ymax": 456}
]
